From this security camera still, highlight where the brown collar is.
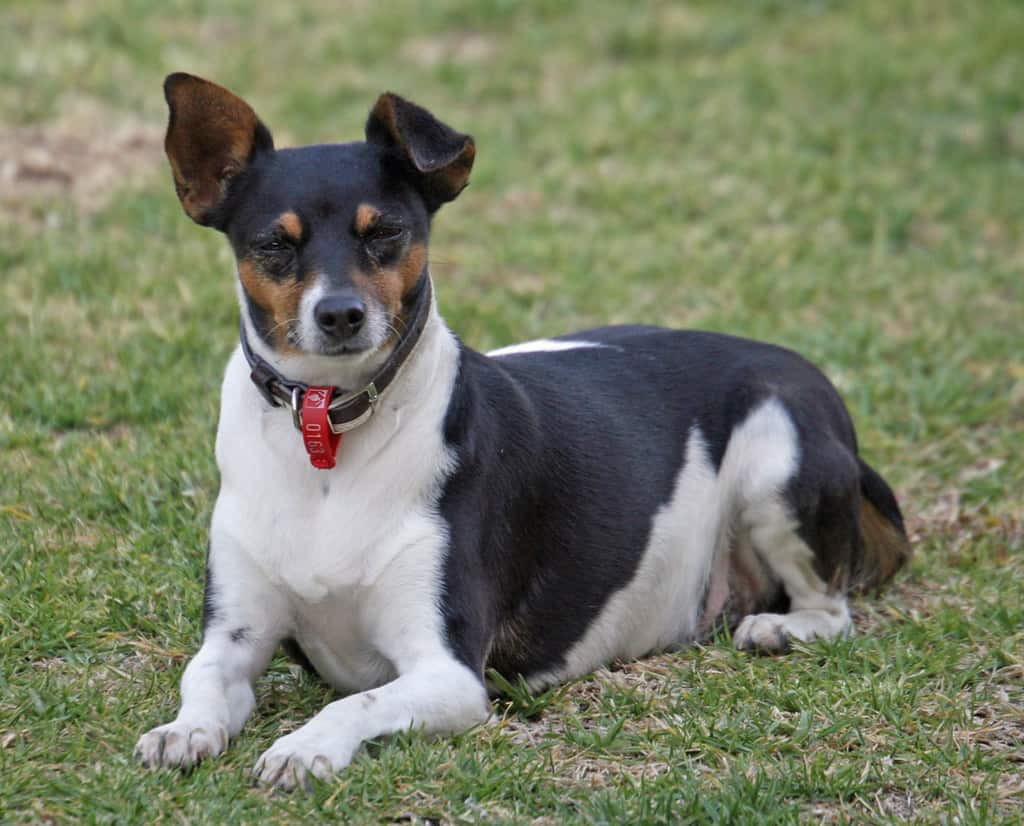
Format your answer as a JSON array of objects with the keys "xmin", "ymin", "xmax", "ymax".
[{"xmin": 240, "ymin": 276, "xmax": 432, "ymax": 434}]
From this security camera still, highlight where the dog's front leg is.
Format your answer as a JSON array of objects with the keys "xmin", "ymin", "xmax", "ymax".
[
  {"xmin": 135, "ymin": 538, "xmax": 287, "ymax": 770},
  {"xmin": 253, "ymin": 657, "xmax": 490, "ymax": 790}
]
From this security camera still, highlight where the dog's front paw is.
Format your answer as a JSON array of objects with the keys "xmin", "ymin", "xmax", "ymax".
[
  {"xmin": 135, "ymin": 720, "xmax": 228, "ymax": 770},
  {"xmin": 253, "ymin": 730, "xmax": 358, "ymax": 791},
  {"xmin": 734, "ymin": 613, "xmax": 792, "ymax": 653}
]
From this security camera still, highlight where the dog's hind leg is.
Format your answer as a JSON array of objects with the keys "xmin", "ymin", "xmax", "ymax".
[
  {"xmin": 732, "ymin": 496, "xmax": 852, "ymax": 652},
  {"xmin": 719, "ymin": 399, "xmax": 856, "ymax": 653},
  {"xmin": 730, "ymin": 418, "xmax": 910, "ymax": 653}
]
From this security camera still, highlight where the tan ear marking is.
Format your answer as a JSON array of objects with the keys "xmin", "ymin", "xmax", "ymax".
[{"xmin": 367, "ymin": 94, "xmax": 402, "ymax": 149}]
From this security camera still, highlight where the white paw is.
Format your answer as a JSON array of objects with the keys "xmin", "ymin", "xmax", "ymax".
[
  {"xmin": 734, "ymin": 613, "xmax": 792, "ymax": 653},
  {"xmin": 135, "ymin": 719, "xmax": 228, "ymax": 769},
  {"xmin": 253, "ymin": 730, "xmax": 358, "ymax": 791}
]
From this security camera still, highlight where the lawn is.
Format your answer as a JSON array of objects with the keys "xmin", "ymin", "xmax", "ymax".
[{"xmin": 1, "ymin": 0, "xmax": 1022, "ymax": 822}]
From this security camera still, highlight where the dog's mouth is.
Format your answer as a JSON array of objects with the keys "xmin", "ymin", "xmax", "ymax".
[
  {"xmin": 315, "ymin": 341, "xmax": 374, "ymax": 357},
  {"xmin": 285, "ymin": 323, "xmax": 380, "ymax": 359}
]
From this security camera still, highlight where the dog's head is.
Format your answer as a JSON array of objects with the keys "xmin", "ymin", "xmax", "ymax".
[{"xmin": 162, "ymin": 73, "xmax": 473, "ymax": 362}]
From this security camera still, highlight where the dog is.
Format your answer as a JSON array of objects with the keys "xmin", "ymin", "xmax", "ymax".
[{"xmin": 135, "ymin": 73, "xmax": 911, "ymax": 791}]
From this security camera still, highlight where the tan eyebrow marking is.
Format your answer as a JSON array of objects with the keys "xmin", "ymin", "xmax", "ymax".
[
  {"xmin": 277, "ymin": 211, "xmax": 302, "ymax": 241},
  {"xmin": 354, "ymin": 203, "xmax": 381, "ymax": 235}
]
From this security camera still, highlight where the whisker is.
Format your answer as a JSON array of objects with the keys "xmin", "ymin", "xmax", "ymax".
[{"xmin": 265, "ymin": 317, "xmax": 301, "ymax": 338}]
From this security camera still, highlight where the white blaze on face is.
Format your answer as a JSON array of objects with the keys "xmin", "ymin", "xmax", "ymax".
[
  {"xmin": 297, "ymin": 275, "xmax": 327, "ymax": 352},
  {"xmin": 298, "ymin": 274, "xmax": 393, "ymax": 355}
]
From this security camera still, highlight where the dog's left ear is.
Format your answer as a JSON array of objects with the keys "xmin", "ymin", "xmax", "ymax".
[{"xmin": 366, "ymin": 93, "xmax": 475, "ymax": 211}]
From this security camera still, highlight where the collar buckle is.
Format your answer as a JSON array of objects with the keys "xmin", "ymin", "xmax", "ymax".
[
  {"xmin": 289, "ymin": 386, "xmax": 304, "ymax": 431},
  {"xmin": 327, "ymin": 382, "xmax": 379, "ymax": 434}
]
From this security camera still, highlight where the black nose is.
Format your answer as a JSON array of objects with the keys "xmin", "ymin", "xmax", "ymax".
[{"xmin": 315, "ymin": 293, "xmax": 366, "ymax": 339}]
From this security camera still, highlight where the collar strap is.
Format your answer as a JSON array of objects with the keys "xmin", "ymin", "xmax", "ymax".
[{"xmin": 240, "ymin": 276, "xmax": 432, "ymax": 435}]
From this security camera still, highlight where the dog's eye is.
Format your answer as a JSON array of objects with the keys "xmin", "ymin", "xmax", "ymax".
[
  {"xmin": 367, "ymin": 226, "xmax": 404, "ymax": 244},
  {"xmin": 258, "ymin": 238, "xmax": 289, "ymax": 253}
]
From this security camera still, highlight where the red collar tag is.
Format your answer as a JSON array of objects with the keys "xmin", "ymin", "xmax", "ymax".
[{"xmin": 300, "ymin": 386, "xmax": 341, "ymax": 470}]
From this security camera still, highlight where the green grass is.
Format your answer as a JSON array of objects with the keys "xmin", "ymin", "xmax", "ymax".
[{"xmin": 2, "ymin": 0, "xmax": 1023, "ymax": 822}]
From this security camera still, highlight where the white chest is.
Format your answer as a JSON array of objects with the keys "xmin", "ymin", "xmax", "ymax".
[{"xmin": 210, "ymin": 321, "xmax": 459, "ymax": 692}]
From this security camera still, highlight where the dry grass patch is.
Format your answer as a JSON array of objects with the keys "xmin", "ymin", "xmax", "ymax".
[
  {"xmin": 401, "ymin": 32, "xmax": 497, "ymax": 68},
  {"xmin": 0, "ymin": 96, "xmax": 162, "ymax": 226}
]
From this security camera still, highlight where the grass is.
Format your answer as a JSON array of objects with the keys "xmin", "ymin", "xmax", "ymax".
[{"xmin": 1, "ymin": 0, "xmax": 1022, "ymax": 822}]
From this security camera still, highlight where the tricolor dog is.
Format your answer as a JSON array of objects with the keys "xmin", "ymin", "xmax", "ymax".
[{"xmin": 135, "ymin": 74, "xmax": 911, "ymax": 790}]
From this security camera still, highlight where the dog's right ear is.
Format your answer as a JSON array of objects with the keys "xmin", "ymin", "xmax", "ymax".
[{"xmin": 163, "ymin": 73, "xmax": 274, "ymax": 227}]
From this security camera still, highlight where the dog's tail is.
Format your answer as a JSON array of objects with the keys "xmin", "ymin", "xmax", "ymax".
[{"xmin": 851, "ymin": 457, "xmax": 912, "ymax": 594}]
